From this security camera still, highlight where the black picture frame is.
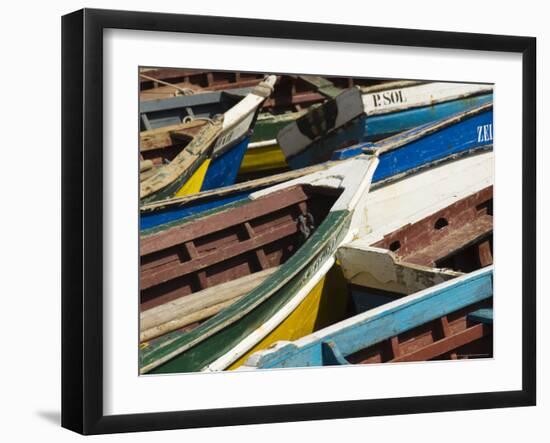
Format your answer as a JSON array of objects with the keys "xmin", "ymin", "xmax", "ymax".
[{"xmin": 61, "ymin": 8, "xmax": 537, "ymax": 435}]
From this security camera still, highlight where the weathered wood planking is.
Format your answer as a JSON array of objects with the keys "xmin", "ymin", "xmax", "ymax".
[
  {"xmin": 372, "ymin": 186, "xmax": 493, "ymax": 272},
  {"xmin": 140, "ymin": 267, "xmax": 279, "ymax": 342},
  {"xmin": 346, "ymin": 301, "xmax": 493, "ymax": 364},
  {"xmin": 140, "ymin": 184, "xmax": 325, "ymax": 310},
  {"xmin": 337, "ymin": 246, "xmax": 460, "ymax": 296}
]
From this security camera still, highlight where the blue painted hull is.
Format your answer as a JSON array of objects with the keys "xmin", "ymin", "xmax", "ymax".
[
  {"xmin": 200, "ymin": 136, "xmax": 250, "ymax": 191},
  {"xmin": 373, "ymin": 108, "xmax": 493, "ymax": 182},
  {"xmin": 286, "ymin": 93, "xmax": 493, "ymax": 170},
  {"xmin": 141, "ymin": 104, "xmax": 493, "ymax": 232}
]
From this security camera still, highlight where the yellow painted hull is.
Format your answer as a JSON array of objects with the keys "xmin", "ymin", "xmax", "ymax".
[
  {"xmin": 175, "ymin": 158, "xmax": 211, "ymax": 197},
  {"xmin": 238, "ymin": 143, "xmax": 288, "ymax": 175},
  {"xmin": 228, "ymin": 263, "xmax": 349, "ymax": 370}
]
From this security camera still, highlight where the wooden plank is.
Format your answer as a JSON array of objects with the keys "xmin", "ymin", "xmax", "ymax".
[
  {"xmin": 478, "ymin": 240, "xmax": 493, "ymax": 267},
  {"xmin": 141, "ymin": 185, "xmax": 308, "ymax": 256},
  {"xmin": 184, "ymin": 241, "xmax": 209, "ymax": 290},
  {"xmin": 141, "ymin": 219, "xmax": 299, "ymax": 290},
  {"xmin": 403, "ymin": 215, "xmax": 493, "ymax": 266},
  {"xmin": 336, "ymin": 245, "xmax": 459, "ymax": 296},
  {"xmin": 140, "ymin": 267, "xmax": 279, "ymax": 341},
  {"xmin": 390, "ymin": 336, "xmax": 401, "ymax": 358},
  {"xmin": 390, "ymin": 323, "xmax": 488, "ymax": 362},
  {"xmin": 244, "ymin": 222, "xmax": 270, "ymax": 270}
]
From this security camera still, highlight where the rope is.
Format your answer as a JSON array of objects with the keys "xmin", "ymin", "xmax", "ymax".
[{"xmin": 140, "ymin": 73, "xmax": 195, "ymax": 96}]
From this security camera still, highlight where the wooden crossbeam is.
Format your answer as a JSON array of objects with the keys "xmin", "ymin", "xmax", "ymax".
[
  {"xmin": 390, "ymin": 323, "xmax": 488, "ymax": 363},
  {"xmin": 141, "ymin": 185, "xmax": 308, "ymax": 256},
  {"xmin": 244, "ymin": 222, "xmax": 270, "ymax": 270},
  {"xmin": 184, "ymin": 241, "xmax": 209, "ymax": 290},
  {"xmin": 403, "ymin": 215, "xmax": 493, "ymax": 266},
  {"xmin": 141, "ymin": 219, "xmax": 299, "ymax": 290}
]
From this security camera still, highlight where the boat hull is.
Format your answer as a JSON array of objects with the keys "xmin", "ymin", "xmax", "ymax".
[
  {"xmin": 286, "ymin": 93, "xmax": 493, "ymax": 170},
  {"xmin": 200, "ymin": 136, "xmax": 250, "ymax": 191}
]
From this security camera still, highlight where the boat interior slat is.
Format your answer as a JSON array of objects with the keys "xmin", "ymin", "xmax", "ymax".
[
  {"xmin": 347, "ymin": 299, "xmax": 492, "ymax": 365},
  {"xmin": 141, "ymin": 218, "xmax": 300, "ymax": 291},
  {"xmin": 140, "ymin": 185, "xmax": 309, "ymax": 255}
]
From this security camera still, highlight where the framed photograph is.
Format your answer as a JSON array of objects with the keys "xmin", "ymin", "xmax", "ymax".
[{"xmin": 61, "ymin": 8, "xmax": 536, "ymax": 435}]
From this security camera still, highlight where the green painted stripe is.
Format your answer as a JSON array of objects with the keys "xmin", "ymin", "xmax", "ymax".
[{"xmin": 140, "ymin": 209, "xmax": 351, "ymax": 373}]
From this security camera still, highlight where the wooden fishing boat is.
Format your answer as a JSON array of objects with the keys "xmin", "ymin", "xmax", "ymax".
[
  {"xmin": 140, "ymin": 88, "xmax": 252, "ymax": 131},
  {"xmin": 334, "ymin": 183, "xmax": 492, "ymax": 313},
  {"xmin": 139, "ymin": 155, "xmax": 379, "ymax": 374},
  {"xmin": 240, "ymin": 267, "xmax": 493, "ymax": 369},
  {"xmin": 242, "ymin": 165, "xmax": 494, "ymax": 371},
  {"xmin": 140, "ymin": 75, "xmax": 276, "ymax": 202},
  {"xmin": 238, "ymin": 80, "xmax": 426, "ymax": 177},
  {"xmin": 278, "ymin": 82, "xmax": 493, "ymax": 170}
]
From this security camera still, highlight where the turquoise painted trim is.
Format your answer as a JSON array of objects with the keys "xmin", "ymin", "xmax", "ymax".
[
  {"xmin": 468, "ymin": 308, "xmax": 494, "ymax": 325},
  {"xmin": 321, "ymin": 341, "xmax": 350, "ymax": 366},
  {"xmin": 252, "ymin": 268, "xmax": 493, "ymax": 369}
]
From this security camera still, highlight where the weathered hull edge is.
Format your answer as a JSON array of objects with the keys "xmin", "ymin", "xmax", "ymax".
[
  {"xmin": 141, "ymin": 210, "xmax": 351, "ymax": 374},
  {"xmin": 372, "ymin": 109, "xmax": 493, "ymax": 182},
  {"xmin": 140, "ymin": 152, "xmax": 210, "ymax": 204}
]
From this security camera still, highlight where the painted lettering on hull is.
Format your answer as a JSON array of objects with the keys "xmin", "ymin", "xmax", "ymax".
[
  {"xmin": 372, "ymin": 90, "xmax": 407, "ymax": 108},
  {"xmin": 477, "ymin": 123, "xmax": 494, "ymax": 143}
]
